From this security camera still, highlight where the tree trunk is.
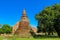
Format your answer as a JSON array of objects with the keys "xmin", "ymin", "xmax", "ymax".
[
  {"xmin": 48, "ymin": 32, "xmax": 51, "ymax": 35},
  {"xmin": 52, "ymin": 32, "xmax": 53, "ymax": 35}
]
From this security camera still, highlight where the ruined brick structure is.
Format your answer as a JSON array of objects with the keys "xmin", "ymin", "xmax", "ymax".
[
  {"xmin": 12, "ymin": 9, "xmax": 31, "ymax": 37},
  {"xmin": 12, "ymin": 22, "xmax": 19, "ymax": 34}
]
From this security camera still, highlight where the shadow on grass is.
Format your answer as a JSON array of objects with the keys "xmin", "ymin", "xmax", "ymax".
[{"xmin": 33, "ymin": 35, "xmax": 59, "ymax": 38}]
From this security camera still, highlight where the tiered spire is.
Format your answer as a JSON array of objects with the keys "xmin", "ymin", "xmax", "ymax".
[
  {"xmin": 20, "ymin": 9, "xmax": 29, "ymax": 22},
  {"xmin": 22, "ymin": 9, "xmax": 26, "ymax": 17}
]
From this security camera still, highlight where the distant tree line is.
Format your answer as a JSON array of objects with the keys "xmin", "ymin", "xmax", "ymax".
[
  {"xmin": 35, "ymin": 4, "xmax": 60, "ymax": 37},
  {"xmin": 0, "ymin": 24, "xmax": 12, "ymax": 34}
]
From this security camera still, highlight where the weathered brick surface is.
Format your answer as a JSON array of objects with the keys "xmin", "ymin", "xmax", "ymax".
[
  {"xmin": 12, "ymin": 22, "xmax": 19, "ymax": 34},
  {"xmin": 15, "ymin": 21, "xmax": 31, "ymax": 37},
  {"xmin": 12, "ymin": 9, "xmax": 31, "ymax": 37}
]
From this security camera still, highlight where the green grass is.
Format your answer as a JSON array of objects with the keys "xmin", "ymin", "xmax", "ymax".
[
  {"xmin": 7, "ymin": 37, "xmax": 60, "ymax": 40},
  {"xmin": 0, "ymin": 35, "xmax": 60, "ymax": 40}
]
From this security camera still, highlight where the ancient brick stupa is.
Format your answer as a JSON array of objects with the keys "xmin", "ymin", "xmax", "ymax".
[{"xmin": 12, "ymin": 9, "xmax": 31, "ymax": 38}]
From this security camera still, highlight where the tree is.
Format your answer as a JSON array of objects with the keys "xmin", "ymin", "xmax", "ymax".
[
  {"xmin": 2, "ymin": 24, "xmax": 12, "ymax": 34},
  {"xmin": 54, "ymin": 15, "xmax": 60, "ymax": 37},
  {"xmin": 35, "ymin": 4, "xmax": 60, "ymax": 36},
  {"xmin": 35, "ymin": 7, "xmax": 55, "ymax": 35}
]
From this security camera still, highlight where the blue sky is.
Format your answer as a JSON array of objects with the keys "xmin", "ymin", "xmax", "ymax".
[{"xmin": 0, "ymin": 0, "xmax": 60, "ymax": 28}]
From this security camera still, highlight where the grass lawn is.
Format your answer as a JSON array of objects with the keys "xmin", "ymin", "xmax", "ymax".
[
  {"xmin": 7, "ymin": 38, "xmax": 60, "ymax": 40},
  {"xmin": 3, "ymin": 37, "xmax": 59, "ymax": 40},
  {"xmin": 0, "ymin": 35, "xmax": 60, "ymax": 40}
]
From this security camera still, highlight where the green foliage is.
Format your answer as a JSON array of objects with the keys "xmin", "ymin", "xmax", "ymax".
[
  {"xmin": 0, "ymin": 24, "xmax": 12, "ymax": 34},
  {"xmin": 54, "ymin": 15, "xmax": 60, "ymax": 37},
  {"xmin": 35, "ymin": 4, "xmax": 60, "ymax": 36}
]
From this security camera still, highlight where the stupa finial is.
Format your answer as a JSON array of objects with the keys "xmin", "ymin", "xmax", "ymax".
[{"xmin": 23, "ymin": 9, "xmax": 26, "ymax": 15}]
